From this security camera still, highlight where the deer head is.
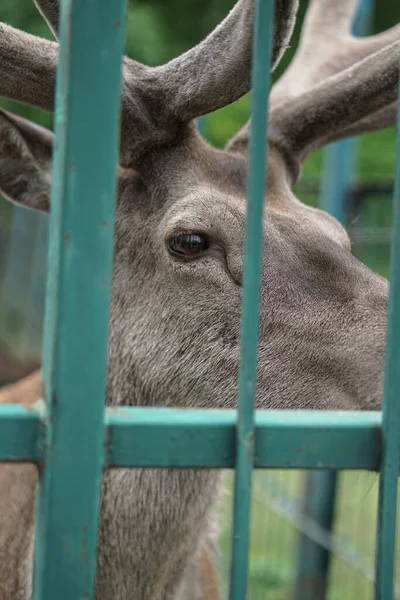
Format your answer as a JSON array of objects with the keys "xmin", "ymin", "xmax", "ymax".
[{"xmin": 0, "ymin": 0, "xmax": 398, "ymax": 415}]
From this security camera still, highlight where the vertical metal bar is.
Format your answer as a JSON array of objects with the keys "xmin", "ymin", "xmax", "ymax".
[
  {"xmin": 354, "ymin": 0, "xmax": 374, "ymax": 34},
  {"xmin": 304, "ymin": 5, "xmax": 375, "ymax": 598},
  {"xmin": 319, "ymin": 0, "xmax": 374, "ymax": 225},
  {"xmin": 293, "ymin": 472, "xmax": 339, "ymax": 600},
  {"xmin": 229, "ymin": 1, "xmax": 275, "ymax": 598},
  {"xmin": 374, "ymin": 80, "xmax": 400, "ymax": 600},
  {"xmin": 197, "ymin": 116, "xmax": 208, "ymax": 139},
  {"xmin": 33, "ymin": 0, "xmax": 126, "ymax": 598},
  {"xmin": 320, "ymin": 139, "xmax": 355, "ymax": 225}
]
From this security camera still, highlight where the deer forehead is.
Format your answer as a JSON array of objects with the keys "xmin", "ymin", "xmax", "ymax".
[{"xmin": 160, "ymin": 189, "xmax": 246, "ymax": 234}]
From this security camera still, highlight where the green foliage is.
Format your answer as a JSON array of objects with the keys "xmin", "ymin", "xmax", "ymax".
[{"xmin": 125, "ymin": 4, "xmax": 167, "ymax": 65}]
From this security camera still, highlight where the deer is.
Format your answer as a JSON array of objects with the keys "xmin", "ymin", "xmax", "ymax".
[{"xmin": 0, "ymin": 0, "xmax": 399, "ymax": 598}]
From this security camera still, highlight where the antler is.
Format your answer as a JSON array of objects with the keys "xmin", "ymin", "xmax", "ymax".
[
  {"xmin": 270, "ymin": 41, "xmax": 399, "ymax": 162},
  {"xmin": 320, "ymin": 103, "xmax": 398, "ymax": 147},
  {"xmin": 32, "ymin": 0, "xmax": 58, "ymax": 37},
  {"xmin": 0, "ymin": 0, "xmax": 299, "ymax": 169},
  {"xmin": 0, "ymin": 24, "xmax": 57, "ymax": 112},
  {"xmin": 228, "ymin": 0, "xmax": 400, "ymax": 179},
  {"xmin": 270, "ymin": 0, "xmax": 400, "ymax": 106}
]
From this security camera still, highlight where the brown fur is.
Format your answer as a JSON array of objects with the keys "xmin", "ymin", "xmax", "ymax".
[
  {"xmin": 0, "ymin": 369, "xmax": 43, "ymax": 407},
  {"xmin": 0, "ymin": 353, "xmax": 40, "ymax": 385},
  {"xmin": 0, "ymin": 0, "xmax": 398, "ymax": 598},
  {"xmin": 198, "ymin": 547, "xmax": 222, "ymax": 600},
  {"xmin": 0, "ymin": 374, "xmax": 40, "ymax": 600}
]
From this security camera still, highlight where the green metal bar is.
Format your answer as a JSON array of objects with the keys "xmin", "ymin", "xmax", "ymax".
[
  {"xmin": 294, "ymin": 472, "xmax": 339, "ymax": 600},
  {"xmin": 374, "ymin": 80, "xmax": 400, "ymax": 600},
  {"xmin": 0, "ymin": 405, "xmax": 385, "ymax": 469},
  {"xmin": 197, "ymin": 116, "xmax": 208, "ymax": 139},
  {"xmin": 0, "ymin": 403, "xmax": 42, "ymax": 462},
  {"xmin": 306, "ymin": 6, "xmax": 375, "ymax": 599},
  {"xmin": 229, "ymin": 0, "xmax": 275, "ymax": 597},
  {"xmin": 320, "ymin": 140, "xmax": 355, "ymax": 225},
  {"xmin": 32, "ymin": 0, "xmax": 126, "ymax": 598},
  {"xmin": 106, "ymin": 408, "xmax": 383, "ymax": 470},
  {"xmin": 320, "ymin": 0, "xmax": 373, "ymax": 226}
]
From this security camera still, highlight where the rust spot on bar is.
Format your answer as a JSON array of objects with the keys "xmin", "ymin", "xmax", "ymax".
[
  {"xmin": 64, "ymin": 232, "xmax": 71, "ymax": 246},
  {"xmin": 109, "ymin": 407, "xmax": 132, "ymax": 419},
  {"xmin": 107, "ymin": 463, "xmax": 119, "ymax": 470},
  {"xmin": 243, "ymin": 432, "xmax": 255, "ymax": 454}
]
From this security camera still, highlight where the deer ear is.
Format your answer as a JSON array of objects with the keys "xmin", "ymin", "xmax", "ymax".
[{"xmin": 0, "ymin": 109, "xmax": 53, "ymax": 213}]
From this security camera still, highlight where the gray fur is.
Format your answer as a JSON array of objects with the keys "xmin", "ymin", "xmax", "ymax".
[{"xmin": 0, "ymin": 0, "xmax": 397, "ymax": 598}]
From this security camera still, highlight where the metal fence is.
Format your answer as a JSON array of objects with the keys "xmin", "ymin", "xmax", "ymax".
[
  {"xmin": 0, "ymin": 1, "xmax": 399, "ymax": 600},
  {"xmin": 2, "ymin": 179, "xmax": 397, "ymax": 600}
]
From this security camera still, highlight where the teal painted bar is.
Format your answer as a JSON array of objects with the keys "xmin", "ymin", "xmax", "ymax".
[
  {"xmin": 33, "ymin": 0, "xmax": 126, "ymax": 598},
  {"xmin": 0, "ymin": 402, "xmax": 42, "ymax": 462},
  {"xmin": 105, "ymin": 408, "xmax": 383, "ymax": 470},
  {"xmin": 0, "ymin": 405, "xmax": 385, "ymax": 470},
  {"xmin": 320, "ymin": 140, "xmax": 355, "ymax": 225},
  {"xmin": 320, "ymin": 0, "xmax": 373, "ymax": 225},
  {"xmin": 374, "ymin": 82, "xmax": 400, "ymax": 600},
  {"xmin": 302, "ymin": 5, "xmax": 375, "ymax": 596},
  {"xmin": 229, "ymin": 1, "xmax": 275, "ymax": 598},
  {"xmin": 197, "ymin": 116, "xmax": 208, "ymax": 139},
  {"xmin": 294, "ymin": 471, "xmax": 339, "ymax": 600}
]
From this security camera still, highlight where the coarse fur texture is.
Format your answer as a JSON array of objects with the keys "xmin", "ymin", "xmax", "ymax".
[{"xmin": 0, "ymin": 0, "xmax": 399, "ymax": 598}]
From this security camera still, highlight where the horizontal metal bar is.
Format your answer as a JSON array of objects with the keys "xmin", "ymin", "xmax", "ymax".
[
  {"xmin": 0, "ymin": 406, "xmax": 383, "ymax": 469},
  {"xmin": 0, "ymin": 404, "xmax": 41, "ymax": 462},
  {"xmin": 105, "ymin": 408, "xmax": 382, "ymax": 469},
  {"xmin": 105, "ymin": 407, "xmax": 235, "ymax": 468}
]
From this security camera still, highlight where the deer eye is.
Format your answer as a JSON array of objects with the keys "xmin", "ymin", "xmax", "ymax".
[{"xmin": 167, "ymin": 232, "xmax": 209, "ymax": 258}]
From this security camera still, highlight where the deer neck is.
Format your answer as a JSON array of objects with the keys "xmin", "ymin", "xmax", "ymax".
[{"xmin": 96, "ymin": 467, "xmax": 223, "ymax": 600}]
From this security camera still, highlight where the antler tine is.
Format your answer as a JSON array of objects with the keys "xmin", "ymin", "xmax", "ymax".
[
  {"xmin": 269, "ymin": 39, "xmax": 400, "ymax": 170},
  {"xmin": 270, "ymin": 0, "xmax": 400, "ymax": 108},
  {"xmin": 311, "ymin": 103, "xmax": 398, "ymax": 155},
  {"xmin": 270, "ymin": 0, "xmax": 359, "ymax": 106},
  {"xmin": 0, "ymin": 23, "xmax": 57, "ymax": 112},
  {"xmin": 33, "ymin": 0, "xmax": 59, "ymax": 38}
]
